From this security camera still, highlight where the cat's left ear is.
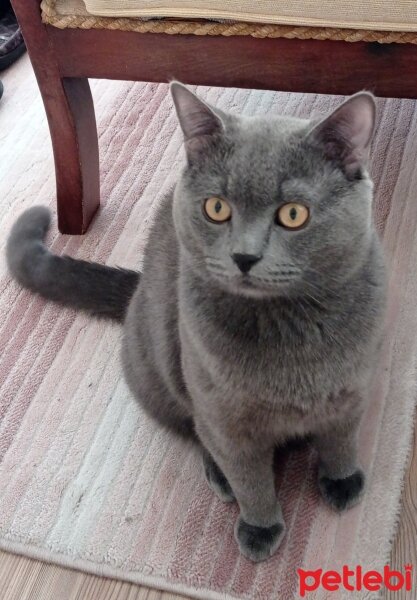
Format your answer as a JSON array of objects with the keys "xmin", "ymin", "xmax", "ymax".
[
  {"xmin": 170, "ymin": 82, "xmax": 224, "ymax": 160},
  {"xmin": 307, "ymin": 92, "xmax": 376, "ymax": 179}
]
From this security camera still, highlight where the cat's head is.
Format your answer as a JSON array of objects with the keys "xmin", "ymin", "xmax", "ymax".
[{"xmin": 171, "ymin": 83, "xmax": 376, "ymax": 299}]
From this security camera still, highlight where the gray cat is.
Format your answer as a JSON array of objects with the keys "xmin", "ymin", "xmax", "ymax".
[{"xmin": 6, "ymin": 83, "xmax": 387, "ymax": 562}]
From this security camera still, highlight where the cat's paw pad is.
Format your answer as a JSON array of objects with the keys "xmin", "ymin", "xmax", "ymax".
[
  {"xmin": 203, "ymin": 456, "xmax": 235, "ymax": 503},
  {"xmin": 319, "ymin": 469, "xmax": 365, "ymax": 511},
  {"xmin": 235, "ymin": 517, "xmax": 285, "ymax": 562}
]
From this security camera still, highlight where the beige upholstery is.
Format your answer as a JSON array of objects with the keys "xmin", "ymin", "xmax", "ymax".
[
  {"xmin": 44, "ymin": 0, "xmax": 417, "ymax": 44},
  {"xmin": 81, "ymin": 0, "xmax": 417, "ymax": 32},
  {"xmin": 55, "ymin": 0, "xmax": 91, "ymax": 16}
]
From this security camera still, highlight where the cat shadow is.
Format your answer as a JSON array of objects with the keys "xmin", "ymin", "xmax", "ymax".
[{"xmin": 273, "ymin": 435, "xmax": 316, "ymax": 475}]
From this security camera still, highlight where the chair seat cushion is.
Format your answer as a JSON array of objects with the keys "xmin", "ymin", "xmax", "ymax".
[{"xmin": 80, "ymin": 0, "xmax": 417, "ymax": 32}]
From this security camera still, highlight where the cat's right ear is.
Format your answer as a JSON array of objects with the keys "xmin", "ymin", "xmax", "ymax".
[
  {"xmin": 306, "ymin": 92, "xmax": 376, "ymax": 179},
  {"xmin": 170, "ymin": 82, "xmax": 224, "ymax": 160}
]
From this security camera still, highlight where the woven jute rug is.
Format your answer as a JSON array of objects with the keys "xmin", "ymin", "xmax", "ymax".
[{"xmin": 0, "ymin": 56, "xmax": 416, "ymax": 599}]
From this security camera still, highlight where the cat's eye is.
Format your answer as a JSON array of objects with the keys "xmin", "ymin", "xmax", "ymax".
[
  {"xmin": 276, "ymin": 203, "xmax": 309, "ymax": 230},
  {"xmin": 203, "ymin": 197, "xmax": 232, "ymax": 223}
]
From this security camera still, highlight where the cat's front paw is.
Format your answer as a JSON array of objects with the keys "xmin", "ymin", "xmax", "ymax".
[
  {"xmin": 319, "ymin": 469, "xmax": 365, "ymax": 511},
  {"xmin": 234, "ymin": 517, "xmax": 286, "ymax": 562}
]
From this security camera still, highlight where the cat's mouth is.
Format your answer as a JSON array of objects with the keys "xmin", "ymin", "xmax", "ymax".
[
  {"xmin": 239, "ymin": 274, "xmax": 294, "ymax": 294},
  {"xmin": 241, "ymin": 274, "xmax": 293, "ymax": 287},
  {"xmin": 209, "ymin": 269, "xmax": 295, "ymax": 297}
]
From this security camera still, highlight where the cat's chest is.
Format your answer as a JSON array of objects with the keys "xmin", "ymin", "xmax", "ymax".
[
  {"xmin": 186, "ymin": 296, "xmax": 343, "ymax": 369},
  {"xmin": 179, "ymin": 277, "xmax": 380, "ymax": 413},
  {"xmin": 181, "ymin": 300, "xmax": 358, "ymax": 406},
  {"xmin": 181, "ymin": 313, "xmax": 362, "ymax": 437}
]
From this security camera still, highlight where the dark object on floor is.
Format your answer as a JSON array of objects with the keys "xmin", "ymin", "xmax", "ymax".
[
  {"xmin": 0, "ymin": 1, "xmax": 26, "ymax": 71},
  {"xmin": 0, "ymin": 79, "xmax": 3, "ymax": 99}
]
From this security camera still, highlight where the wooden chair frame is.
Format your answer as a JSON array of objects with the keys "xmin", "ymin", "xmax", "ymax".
[{"xmin": 11, "ymin": 0, "xmax": 417, "ymax": 233}]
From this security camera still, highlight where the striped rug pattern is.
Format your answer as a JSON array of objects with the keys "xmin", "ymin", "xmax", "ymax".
[{"xmin": 1, "ymin": 57, "xmax": 417, "ymax": 600}]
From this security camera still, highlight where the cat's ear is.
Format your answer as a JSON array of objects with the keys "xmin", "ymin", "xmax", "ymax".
[
  {"xmin": 307, "ymin": 92, "xmax": 376, "ymax": 178},
  {"xmin": 170, "ymin": 82, "xmax": 224, "ymax": 159}
]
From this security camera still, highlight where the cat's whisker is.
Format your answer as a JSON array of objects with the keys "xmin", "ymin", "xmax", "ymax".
[
  {"xmin": 301, "ymin": 288, "xmax": 329, "ymax": 309},
  {"xmin": 207, "ymin": 268, "xmax": 228, "ymax": 280},
  {"xmin": 272, "ymin": 273, "xmax": 300, "ymax": 277},
  {"xmin": 207, "ymin": 264, "xmax": 226, "ymax": 274},
  {"xmin": 205, "ymin": 257, "xmax": 222, "ymax": 266},
  {"xmin": 302, "ymin": 277, "xmax": 343, "ymax": 302},
  {"xmin": 302, "ymin": 265, "xmax": 344, "ymax": 286},
  {"xmin": 268, "ymin": 263, "xmax": 301, "ymax": 271},
  {"xmin": 293, "ymin": 299, "xmax": 320, "ymax": 331}
]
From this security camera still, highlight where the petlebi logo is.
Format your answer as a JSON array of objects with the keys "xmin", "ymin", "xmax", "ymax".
[{"xmin": 297, "ymin": 564, "xmax": 413, "ymax": 597}]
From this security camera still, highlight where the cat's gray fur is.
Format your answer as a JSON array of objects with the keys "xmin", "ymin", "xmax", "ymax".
[{"xmin": 6, "ymin": 84, "xmax": 387, "ymax": 562}]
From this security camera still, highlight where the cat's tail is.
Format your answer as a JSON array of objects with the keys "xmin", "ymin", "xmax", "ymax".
[{"xmin": 6, "ymin": 206, "xmax": 139, "ymax": 322}]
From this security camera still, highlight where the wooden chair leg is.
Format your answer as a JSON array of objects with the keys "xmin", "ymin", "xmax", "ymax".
[
  {"xmin": 11, "ymin": 0, "xmax": 99, "ymax": 234},
  {"xmin": 53, "ymin": 77, "xmax": 100, "ymax": 234}
]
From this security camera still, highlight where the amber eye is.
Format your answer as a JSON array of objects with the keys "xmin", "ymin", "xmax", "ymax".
[
  {"xmin": 203, "ymin": 197, "xmax": 232, "ymax": 223},
  {"xmin": 277, "ymin": 203, "xmax": 309, "ymax": 230}
]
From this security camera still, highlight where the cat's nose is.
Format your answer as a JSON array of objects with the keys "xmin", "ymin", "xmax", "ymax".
[{"xmin": 231, "ymin": 253, "xmax": 262, "ymax": 273}]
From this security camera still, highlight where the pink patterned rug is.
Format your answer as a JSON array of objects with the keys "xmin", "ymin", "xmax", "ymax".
[{"xmin": 0, "ymin": 56, "xmax": 417, "ymax": 600}]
